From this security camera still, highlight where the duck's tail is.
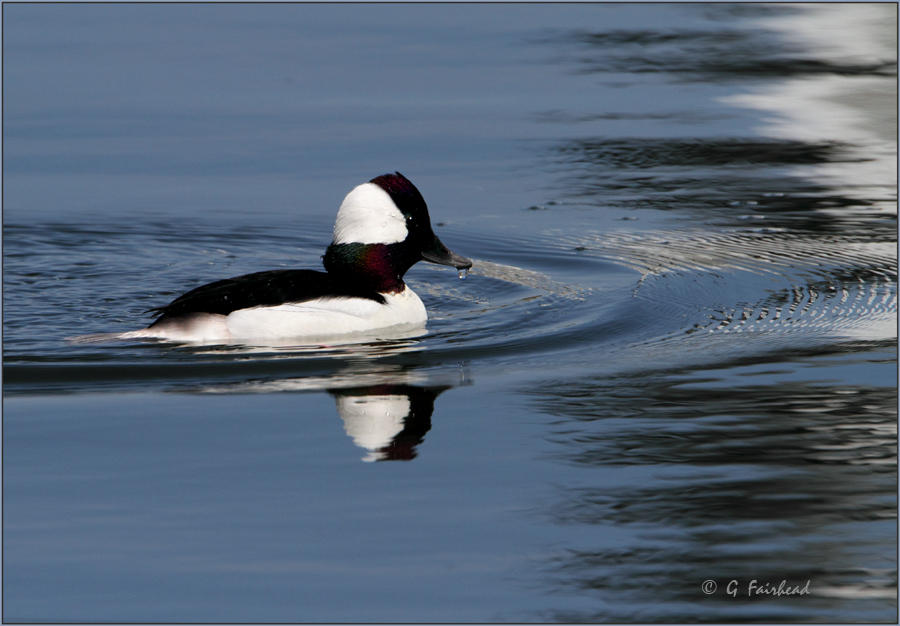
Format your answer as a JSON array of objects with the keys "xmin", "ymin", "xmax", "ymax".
[{"xmin": 65, "ymin": 329, "xmax": 161, "ymax": 344}]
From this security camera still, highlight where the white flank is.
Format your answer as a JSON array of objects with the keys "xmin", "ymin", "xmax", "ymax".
[
  {"xmin": 333, "ymin": 182, "xmax": 408, "ymax": 244},
  {"xmin": 69, "ymin": 288, "xmax": 427, "ymax": 344},
  {"xmin": 121, "ymin": 313, "xmax": 231, "ymax": 343},
  {"xmin": 225, "ymin": 287, "xmax": 427, "ymax": 339}
]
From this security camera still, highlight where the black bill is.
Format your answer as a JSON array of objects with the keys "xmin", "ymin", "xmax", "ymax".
[{"xmin": 421, "ymin": 235, "xmax": 473, "ymax": 270}]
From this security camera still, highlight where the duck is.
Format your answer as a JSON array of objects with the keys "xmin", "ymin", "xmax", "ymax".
[{"xmin": 119, "ymin": 172, "xmax": 471, "ymax": 343}]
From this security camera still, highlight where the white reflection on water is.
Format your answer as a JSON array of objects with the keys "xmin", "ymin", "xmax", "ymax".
[
  {"xmin": 197, "ymin": 363, "xmax": 468, "ymax": 462},
  {"xmin": 723, "ymin": 4, "xmax": 897, "ymax": 207}
]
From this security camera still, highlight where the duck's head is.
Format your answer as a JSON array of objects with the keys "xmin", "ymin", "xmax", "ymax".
[{"xmin": 323, "ymin": 172, "xmax": 472, "ymax": 291}]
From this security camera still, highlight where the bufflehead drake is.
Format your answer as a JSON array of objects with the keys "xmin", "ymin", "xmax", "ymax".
[{"xmin": 122, "ymin": 172, "xmax": 471, "ymax": 343}]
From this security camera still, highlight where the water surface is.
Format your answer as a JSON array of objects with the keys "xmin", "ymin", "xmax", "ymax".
[{"xmin": 3, "ymin": 3, "xmax": 897, "ymax": 622}]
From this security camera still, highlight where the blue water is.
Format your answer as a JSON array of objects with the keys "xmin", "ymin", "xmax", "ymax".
[{"xmin": 3, "ymin": 3, "xmax": 897, "ymax": 622}]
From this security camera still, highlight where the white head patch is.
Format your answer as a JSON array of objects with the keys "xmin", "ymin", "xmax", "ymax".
[{"xmin": 333, "ymin": 182, "xmax": 408, "ymax": 244}]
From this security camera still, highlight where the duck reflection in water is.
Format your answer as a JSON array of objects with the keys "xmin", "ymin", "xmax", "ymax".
[
  {"xmin": 196, "ymin": 364, "xmax": 463, "ymax": 462},
  {"xmin": 332, "ymin": 384, "xmax": 449, "ymax": 462}
]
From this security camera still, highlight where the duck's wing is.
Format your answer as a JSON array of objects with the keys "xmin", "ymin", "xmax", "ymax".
[{"xmin": 148, "ymin": 269, "xmax": 385, "ymax": 326}]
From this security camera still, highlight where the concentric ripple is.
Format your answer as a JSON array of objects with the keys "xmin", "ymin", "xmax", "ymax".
[
  {"xmin": 3, "ymin": 221, "xmax": 896, "ymax": 394},
  {"xmin": 562, "ymin": 229, "xmax": 897, "ymax": 344}
]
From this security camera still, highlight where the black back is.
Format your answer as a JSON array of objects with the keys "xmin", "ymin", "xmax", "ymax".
[{"xmin": 149, "ymin": 269, "xmax": 385, "ymax": 326}]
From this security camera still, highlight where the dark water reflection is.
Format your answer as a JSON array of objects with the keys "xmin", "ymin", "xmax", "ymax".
[
  {"xmin": 530, "ymin": 345, "xmax": 896, "ymax": 622},
  {"xmin": 551, "ymin": 136, "xmax": 893, "ymax": 235},
  {"xmin": 532, "ymin": 8, "xmax": 897, "ymax": 618},
  {"xmin": 571, "ymin": 28, "xmax": 895, "ymax": 81},
  {"xmin": 544, "ymin": 3, "xmax": 896, "ymax": 241},
  {"xmin": 562, "ymin": 4, "xmax": 896, "ymax": 81},
  {"xmin": 550, "ymin": 136, "xmax": 885, "ymax": 230}
]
